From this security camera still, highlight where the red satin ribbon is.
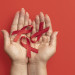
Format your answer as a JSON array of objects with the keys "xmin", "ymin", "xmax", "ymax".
[
  {"xmin": 31, "ymin": 22, "xmax": 49, "ymax": 43},
  {"xmin": 20, "ymin": 36, "xmax": 38, "ymax": 58},
  {"xmin": 12, "ymin": 25, "xmax": 33, "ymax": 42},
  {"xmin": 12, "ymin": 22, "xmax": 49, "ymax": 58}
]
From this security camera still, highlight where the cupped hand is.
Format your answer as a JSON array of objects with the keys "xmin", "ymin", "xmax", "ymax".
[
  {"xmin": 28, "ymin": 12, "xmax": 58, "ymax": 64},
  {"xmin": 2, "ymin": 8, "xmax": 31, "ymax": 64}
]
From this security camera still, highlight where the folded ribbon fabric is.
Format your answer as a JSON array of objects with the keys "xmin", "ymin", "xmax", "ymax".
[
  {"xmin": 20, "ymin": 36, "xmax": 38, "ymax": 58},
  {"xmin": 31, "ymin": 22, "xmax": 49, "ymax": 43},
  {"xmin": 12, "ymin": 25, "xmax": 33, "ymax": 42},
  {"xmin": 12, "ymin": 22, "xmax": 49, "ymax": 58}
]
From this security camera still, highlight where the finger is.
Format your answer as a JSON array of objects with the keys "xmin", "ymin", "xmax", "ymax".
[
  {"xmin": 31, "ymin": 21, "xmax": 37, "ymax": 42},
  {"xmin": 45, "ymin": 14, "xmax": 53, "ymax": 36},
  {"xmin": 39, "ymin": 12, "xmax": 45, "ymax": 35},
  {"xmin": 32, "ymin": 21, "xmax": 36, "ymax": 35},
  {"xmin": 24, "ymin": 12, "xmax": 29, "ymax": 26},
  {"xmin": 39, "ymin": 12, "xmax": 44, "ymax": 22},
  {"xmin": 1, "ymin": 30, "xmax": 10, "ymax": 48},
  {"xmin": 18, "ymin": 8, "xmax": 25, "ymax": 30},
  {"xmin": 27, "ymin": 19, "xmax": 32, "ymax": 38},
  {"xmin": 39, "ymin": 37, "xmax": 42, "ymax": 43},
  {"xmin": 10, "ymin": 11, "xmax": 19, "ymax": 34},
  {"xmin": 49, "ymin": 31, "xmax": 58, "ymax": 47},
  {"xmin": 35, "ymin": 15, "xmax": 40, "ymax": 32}
]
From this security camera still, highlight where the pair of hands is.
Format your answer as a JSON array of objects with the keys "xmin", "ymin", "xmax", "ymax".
[{"xmin": 2, "ymin": 8, "xmax": 58, "ymax": 65}]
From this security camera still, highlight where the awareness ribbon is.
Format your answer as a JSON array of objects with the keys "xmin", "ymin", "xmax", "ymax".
[
  {"xmin": 31, "ymin": 22, "xmax": 49, "ymax": 43},
  {"xmin": 20, "ymin": 36, "xmax": 38, "ymax": 58},
  {"xmin": 12, "ymin": 22, "xmax": 49, "ymax": 58},
  {"xmin": 12, "ymin": 25, "xmax": 33, "ymax": 42}
]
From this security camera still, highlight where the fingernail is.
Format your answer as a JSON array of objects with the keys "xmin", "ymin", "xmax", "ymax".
[
  {"xmin": 56, "ymin": 31, "xmax": 59, "ymax": 35},
  {"xmin": 21, "ymin": 8, "xmax": 25, "ymax": 12},
  {"xmin": 26, "ymin": 12, "xmax": 29, "ymax": 16},
  {"xmin": 40, "ymin": 12, "xmax": 43, "ymax": 15},
  {"xmin": 21, "ymin": 8, "xmax": 24, "ymax": 10},
  {"xmin": 45, "ymin": 14, "xmax": 49, "ymax": 17}
]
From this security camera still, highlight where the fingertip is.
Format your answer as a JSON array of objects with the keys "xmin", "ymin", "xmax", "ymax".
[
  {"xmin": 26, "ymin": 12, "xmax": 29, "ymax": 17},
  {"xmin": 36, "ymin": 15, "xmax": 39, "ymax": 19},
  {"xmin": 45, "ymin": 14, "xmax": 50, "ymax": 19},
  {"xmin": 20, "ymin": 8, "xmax": 25, "ymax": 15},
  {"xmin": 35, "ymin": 15, "xmax": 39, "ymax": 24},
  {"xmin": 1, "ymin": 30, "xmax": 6, "ymax": 33},
  {"xmin": 21, "ymin": 8, "xmax": 25, "ymax": 12},
  {"xmin": 16, "ymin": 11, "xmax": 20, "ymax": 14},
  {"xmin": 55, "ymin": 31, "xmax": 59, "ymax": 35},
  {"xmin": 40, "ymin": 12, "xmax": 44, "ymax": 16},
  {"xmin": 53, "ymin": 31, "xmax": 59, "ymax": 36},
  {"xmin": 45, "ymin": 14, "xmax": 49, "ymax": 17},
  {"xmin": 21, "ymin": 8, "xmax": 25, "ymax": 10}
]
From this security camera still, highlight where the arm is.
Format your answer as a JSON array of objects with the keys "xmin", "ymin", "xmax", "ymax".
[
  {"xmin": 27, "ymin": 12, "xmax": 58, "ymax": 75},
  {"xmin": 11, "ymin": 62, "xmax": 27, "ymax": 75},
  {"xmin": 2, "ymin": 8, "xmax": 30, "ymax": 75},
  {"xmin": 28, "ymin": 62, "xmax": 47, "ymax": 75}
]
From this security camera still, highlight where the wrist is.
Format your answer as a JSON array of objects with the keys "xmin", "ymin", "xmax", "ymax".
[
  {"xmin": 12, "ymin": 60, "xmax": 27, "ymax": 65},
  {"xmin": 28, "ymin": 62, "xmax": 47, "ymax": 70},
  {"xmin": 28, "ymin": 62, "xmax": 47, "ymax": 75},
  {"xmin": 12, "ymin": 61, "xmax": 27, "ymax": 69},
  {"xmin": 11, "ymin": 61, "xmax": 27, "ymax": 75},
  {"xmin": 28, "ymin": 61, "xmax": 47, "ymax": 66},
  {"xmin": 28, "ymin": 59, "xmax": 47, "ymax": 65}
]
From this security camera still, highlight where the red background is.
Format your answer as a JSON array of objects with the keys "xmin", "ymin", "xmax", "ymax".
[{"xmin": 0, "ymin": 0, "xmax": 75, "ymax": 75}]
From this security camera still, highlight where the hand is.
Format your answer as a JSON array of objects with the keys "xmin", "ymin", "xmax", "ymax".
[
  {"xmin": 2, "ymin": 8, "xmax": 31, "ymax": 64},
  {"xmin": 29, "ymin": 12, "xmax": 58, "ymax": 64}
]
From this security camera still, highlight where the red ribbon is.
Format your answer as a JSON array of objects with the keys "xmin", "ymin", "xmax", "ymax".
[
  {"xmin": 31, "ymin": 22, "xmax": 49, "ymax": 43},
  {"xmin": 20, "ymin": 36, "xmax": 38, "ymax": 58},
  {"xmin": 12, "ymin": 25, "xmax": 33, "ymax": 42},
  {"xmin": 12, "ymin": 22, "xmax": 49, "ymax": 58}
]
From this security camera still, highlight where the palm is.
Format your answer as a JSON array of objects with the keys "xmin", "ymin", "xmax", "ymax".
[
  {"xmin": 6, "ymin": 41, "xmax": 27, "ymax": 62},
  {"xmin": 36, "ymin": 43, "xmax": 54, "ymax": 61},
  {"xmin": 29, "ymin": 36, "xmax": 56, "ymax": 63}
]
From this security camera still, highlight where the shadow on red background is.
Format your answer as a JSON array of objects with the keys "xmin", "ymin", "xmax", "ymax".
[{"xmin": 0, "ymin": 0, "xmax": 75, "ymax": 75}]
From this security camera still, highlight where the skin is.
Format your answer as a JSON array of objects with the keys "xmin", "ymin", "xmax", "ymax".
[
  {"xmin": 2, "ymin": 8, "xmax": 30, "ymax": 75},
  {"xmin": 28, "ymin": 12, "xmax": 58, "ymax": 75},
  {"xmin": 2, "ymin": 8, "xmax": 58, "ymax": 75}
]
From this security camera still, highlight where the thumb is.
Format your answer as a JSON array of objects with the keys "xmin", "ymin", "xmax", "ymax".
[
  {"xmin": 1, "ymin": 30, "xmax": 10, "ymax": 47},
  {"xmin": 50, "ymin": 31, "xmax": 58, "ymax": 47}
]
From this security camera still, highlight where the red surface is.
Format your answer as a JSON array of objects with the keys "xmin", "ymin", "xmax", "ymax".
[{"xmin": 0, "ymin": 0, "xmax": 75, "ymax": 75}]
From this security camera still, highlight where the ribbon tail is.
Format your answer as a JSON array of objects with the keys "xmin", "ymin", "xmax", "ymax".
[
  {"xmin": 14, "ymin": 34, "xmax": 21, "ymax": 42},
  {"xmin": 12, "ymin": 31, "xmax": 19, "ymax": 35},
  {"xmin": 27, "ymin": 48, "xmax": 31, "ymax": 58}
]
